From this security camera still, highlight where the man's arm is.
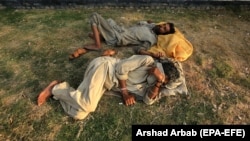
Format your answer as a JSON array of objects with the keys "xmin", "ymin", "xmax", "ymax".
[
  {"xmin": 115, "ymin": 55, "xmax": 155, "ymax": 106},
  {"xmin": 138, "ymin": 48, "xmax": 165, "ymax": 59},
  {"xmin": 138, "ymin": 49, "xmax": 153, "ymax": 56},
  {"xmin": 143, "ymin": 66, "xmax": 165, "ymax": 105},
  {"xmin": 115, "ymin": 55, "xmax": 155, "ymax": 77},
  {"xmin": 118, "ymin": 66, "xmax": 163, "ymax": 105},
  {"xmin": 147, "ymin": 81, "xmax": 163, "ymax": 99},
  {"xmin": 118, "ymin": 79, "xmax": 136, "ymax": 106}
]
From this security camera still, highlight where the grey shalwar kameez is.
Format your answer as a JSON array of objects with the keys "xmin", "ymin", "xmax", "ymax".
[
  {"xmin": 52, "ymin": 55, "xmax": 187, "ymax": 120},
  {"xmin": 89, "ymin": 12, "xmax": 157, "ymax": 49}
]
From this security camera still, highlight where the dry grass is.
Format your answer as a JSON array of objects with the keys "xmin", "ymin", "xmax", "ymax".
[{"xmin": 0, "ymin": 6, "xmax": 249, "ymax": 141}]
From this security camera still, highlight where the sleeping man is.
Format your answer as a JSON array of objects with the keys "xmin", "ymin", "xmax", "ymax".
[{"xmin": 37, "ymin": 54, "xmax": 188, "ymax": 120}]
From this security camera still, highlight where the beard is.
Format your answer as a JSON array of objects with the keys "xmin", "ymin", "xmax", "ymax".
[{"xmin": 153, "ymin": 25, "xmax": 162, "ymax": 35}]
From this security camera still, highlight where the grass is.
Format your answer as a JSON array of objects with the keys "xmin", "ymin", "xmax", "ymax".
[{"xmin": 0, "ymin": 5, "xmax": 249, "ymax": 141}]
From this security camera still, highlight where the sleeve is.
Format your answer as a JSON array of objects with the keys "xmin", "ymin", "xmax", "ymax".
[
  {"xmin": 115, "ymin": 55, "xmax": 155, "ymax": 80},
  {"xmin": 134, "ymin": 42, "xmax": 152, "ymax": 54}
]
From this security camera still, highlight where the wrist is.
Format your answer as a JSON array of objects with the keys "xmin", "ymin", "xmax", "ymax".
[
  {"xmin": 149, "ymin": 89, "xmax": 157, "ymax": 99},
  {"xmin": 120, "ymin": 87, "xmax": 129, "ymax": 95},
  {"xmin": 157, "ymin": 76, "xmax": 165, "ymax": 83},
  {"xmin": 120, "ymin": 87, "xmax": 127, "ymax": 91},
  {"xmin": 155, "ymin": 83, "xmax": 161, "ymax": 88},
  {"xmin": 121, "ymin": 90, "xmax": 128, "ymax": 94}
]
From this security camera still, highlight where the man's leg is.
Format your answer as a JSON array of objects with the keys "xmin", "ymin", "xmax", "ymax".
[
  {"xmin": 84, "ymin": 12, "xmax": 117, "ymax": 50},
  {"xmin": 91, "ymin": 25, "xmax": 102, "ymax": 47},
  {"xmin": 37, "ymin": 80, "xmax": 60, "ymax": 106},
  {"xmin": 88, "ymin": 32, "xmax": 104, "ymax": 41}
]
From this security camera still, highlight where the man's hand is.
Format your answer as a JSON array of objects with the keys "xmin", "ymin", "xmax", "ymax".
[
  {"xmin": 151, "ymin": 52, "xmax": 164, "ymax": 59},
  {"xmin": 122, "ymin": 92, "xmax": 136, "ymax": 106}
]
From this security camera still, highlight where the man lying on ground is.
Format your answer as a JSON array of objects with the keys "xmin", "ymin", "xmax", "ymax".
[
  {"xmin": 69, "ymin": 12, "xmax": 175, "ymax": 59},
  {"xmin": 37, "ymin": 54, "xmax": 188, "ymax": 120}
]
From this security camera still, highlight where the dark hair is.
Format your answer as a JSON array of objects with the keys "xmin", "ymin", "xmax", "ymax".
[
  {"xmin": 167, "ymin": 22, "xmax": 175, "ymax": 34},
  {"xmin": 161, "ymin": 60, "xmax": 180, "ymax": 83}
]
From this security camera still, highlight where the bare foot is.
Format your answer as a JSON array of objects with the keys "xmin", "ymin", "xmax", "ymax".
[
  {"xmin": 102, "ymin": 49, "xmax": 117, "ymax": 56},
  {"xmin": 37, "ymin": 80, "xmax": 60, "ymax": 106},
  {"xmin": 69, "ymin": 48, "xmax": 88, "ymax": 60}
]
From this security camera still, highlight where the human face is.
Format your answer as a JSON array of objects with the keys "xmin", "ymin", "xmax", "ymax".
[{"xmin": 154, "ymin": 23, "xmax": 170, "ymax": 35}]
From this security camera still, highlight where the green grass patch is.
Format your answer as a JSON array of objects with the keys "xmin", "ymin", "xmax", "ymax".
[
  {"xmin": 0, "ymin": 6, "xmax": 249, "ymax": 140},
  {"xmin": 207, "ymin": 60, "xmax": 233, "ymax": 79}
]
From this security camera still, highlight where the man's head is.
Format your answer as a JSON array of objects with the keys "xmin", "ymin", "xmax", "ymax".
[
  {"xmin": 153, "ymin": 22, "xmax": 175, "ymax": 35},
  {"xmin": 161, "ymin": 60, "xmax": 180, "ymax": 84}
]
